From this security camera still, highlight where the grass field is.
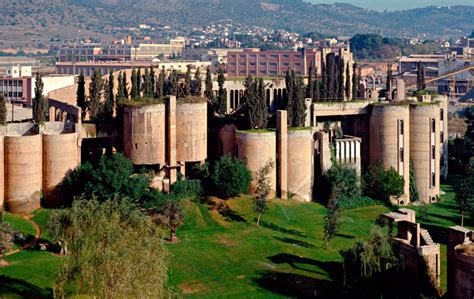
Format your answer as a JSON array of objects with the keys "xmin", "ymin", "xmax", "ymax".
[{"xmin": 0, "ymin": 179, "xmax": 470, "ymax": 298}]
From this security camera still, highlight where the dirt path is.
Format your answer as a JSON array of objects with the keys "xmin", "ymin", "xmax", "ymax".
[{"xmin": 4, "ymin": 215, "xmax": 42, "ymax": 257}]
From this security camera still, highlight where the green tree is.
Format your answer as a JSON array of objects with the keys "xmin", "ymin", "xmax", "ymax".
[
  {"xmin": 345, "ymin": 62, "xmax": 351, "ymax": 99},
  {"xmin": 352, "ymin": 62, "xmax": 359, "ymax": 99},
  {"xmin": 145, "ymin": 194, "xmax": 184, "ymax": 242},
  {"xmin": 143, "ymin": 67, "xmax": 153, "ymax": 97},
  {"xmin": 409, "ymin": 160, "xmax": 420, "ymax": 202},
  {"xmin": 88, "ymin": 70, "xmax": 103, "ymax": 120},
  {"xmin": 0, "ymin": 221, "xmax": 14, "ymax": 260},
  {"xmin": 103, "ymin": 71, "xmax": 115, "ymax": 120},
  {"xmin": 364, "ymin": 162, "xmax": 404, "ymax": 202},
  {"xmin": 167, "ymin": 70, "xmax": 178, "ymax": 97},
  {"xmin": 211, "ymin": 156, "xmax": 252, "ymax": 198},
  {"xmin": 386, "ymin": 63, "xmax": 393, "ymax": 99},
  {"xmin": 76, "ymin": 72, "xmax": 86, "ymax": 119},
  {"xmin": 204, "ymin": 66, "xmax": 213, "ymax": 100},
  {"xmin": 194, "ymin": 67, "xmax": 202, "ymax": 96},
  {"xmin": 323, "ymin": 163, "xmax": 360, "ymax": 204},
  {"xmin": 286, "ymin": 69, "xmax": 306, "ymax": 127},
  {"xmin": 116, "ymin": 72, "xmax": 125, "ymax": 101},
  {"xmin": 217, "ymin": 69, "xmax": 226, "ymax": 114},
  {"xmin": 253, "ymin": 160, "xmax": 274, "ymax": 226},
  {"xmin": 454, "ymin": 164, "xmax": 474, "ymax": 226},
  {"xmin": 122, "ymin": 71, "xmax": 128, "ymax": 99},
  {"xmin": 307, "ymin": 62, "xmax": 314, "ymax": 100},
  {"xmin": 338, "ymin": 57, "xmax": 345, "ymax": 99},
  {"xmin": 156, "ymin": 66, "xmax": 166, "ymax": 98},
  {"xmin": 130, "ymin": 68, "xmax": 139, "ymax": 100},
  {"xmin": 52, "ymin": 198, "xmax": 169, "ymax": 298},
  {"xmin": 340, "ymin": 225, "xmax": 404, "ymax": 297},
  {"xmin": 184, "ymin": 65, "xmax": 192, "ymax": 97},
  {"xmin": 33, "ymin": 72, "xmax": 47, "ymax": 123},
  {"xmin": 416, "ymin": 61, "xmax": 426, "ymax": 92},
  {"xmin": 0, "ymin": 93, "xmax": 6, "ymax": 125},
  {"xmin": 150, "ymin": 66, "xmax": 156, "ymax": 97},
  {"xmin": 323, "ymin": 195, "xmax": 342, "ymax": 246}
]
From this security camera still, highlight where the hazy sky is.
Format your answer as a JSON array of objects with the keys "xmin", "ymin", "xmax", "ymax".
[{"xmin": 307, "ymin": 0, "xmax": 473, "ymax": 11}]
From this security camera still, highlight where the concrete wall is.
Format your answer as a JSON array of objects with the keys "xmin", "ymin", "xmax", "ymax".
[
  {"xmin": 448, "ymin": 226, "xmax": 474, "ymax": 299},
  {"xmin": 176, "ymin": 101, "xmax": 207, "ymax": 163},
  {"xmin": 123, "ymin": 103, "xmax": 166, "ymax": 166},
  {"xmin": 42, "ymin": 122, "xmax": 80, "ymax": 207},
  {"xmin": 370, "ymin": 105, "xmax": 411, "ymax": 197},
  {"xmin": 218, "ymin": 124, "xmax": 237, "ymax": 157},
  {"xmin": 235, "ymin": 131, "xmax": 276, "ymax": 197},
  {"xmin": 287, "ymin": 129, "xmax": 312, "ymax": 201},
  {"xmin": 4, "ymin": 123, "xmax": 42, "ymax": 214},
  {"xmin": 0, "ymin": 136, "xmax": 3, "ymax": 210},
  {"xmin": 409, "ymin": 104, "xmax": 440, "ymax": 203}
]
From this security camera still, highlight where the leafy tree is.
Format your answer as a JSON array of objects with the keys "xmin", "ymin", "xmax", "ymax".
[
  {"xmin": 409, "ymin": 161, "xmax": 420, "ymax": 202},
  {"xmin": 364, "ymin": 162, "xmax": 404, "ymax": 202},
  {"xmin": 52, "ymin": 198, "xmax": 169, "ymax": 298},
  {"xmin": 204, "ymin": 66, "xmax": 213, "ymax": 100},
  {"xmin": 0, "ymin": 93, "xmax": 6, "ymax": 125},
  {"xmin": 243, "ymin": 76, "xmax": 268, "ymax": 129},
  {"xmin": 122, "ymin": 71, "xmax": 128, "ymax": 99},
  {"xmin": 88, "ymin": 70, "xmax": 103, "ymax": 120},
  {"xmin": 323, "ymin": 163, "xmax": 360, "ymax": 204},
  {"xmin": 323, "ymin": 194, "xmax": 342, "ymax": 246},
  {"xmin": 211, "ymin": 156, "xmax": 252, "ymax": 198},
  {"xmin": 167, "ymin": 70, "xmax": 178, "ymax": 97},
  {"xmin": 286, "ymin": 69, "xmax": 306, "ymax": 127},
  {"xmin": 454, "ymin": 164, "xmax": 474, "ymax": 226},
  {"xmin": 338, "ymin": 57, "xmax": 345, "ymax": 99},
  {"xmin": 0, "ymin": 220, "xmax": 14, "ymax": 260},
  {"xmin": 340, "ymin": 226, "xmax": 404, "ymax": 297},
  {"xmin": 193, "ymin": 67, "xmax": 202, "ymax": 96},
  {"xmin": 184, "ymin": 65, "xmax": 192, "ymax": 97},
  {"xmin": 217, "ymin": 69, "xmax": 226, "ymax": 114},
  {"xmin": 33, "ymin": 72, "xmax": 47, "ymax": 123},
  {"xmin": 253, "ymin": 160, "xmax": 274, "ymax": 226},
  {"xmin": 143, "ymin": 67, "xmax": 153, "ymax": 97},
  {"xmin": 116, "ymin": 72, "xmax": 125, "ymax": 101},
  {"xmin": 150, "ymin": 66, "xmax": 156, "ymax": 97},
  {"xmin": 145, "ymin": 194, "xmax": 184, "ymax": 242},
  {"xmin": 386, "ymin": 63, "xmax": 393, "ymax": 99},
  {"xmin": 76, "ymin": 72, "xmax": 86, "ymax": 119}
]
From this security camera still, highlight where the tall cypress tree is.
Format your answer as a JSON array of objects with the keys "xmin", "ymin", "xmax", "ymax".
[
  {"xmin": 136, "ymin": 68, "xmax": 142, "ymax": 98},
  {"xmin": 76, "ymin": 72, "xmax": 86, "ymax": 119},
  {"xmin": 184, "ymin": 65, "xmax": 192, "ymax": 97},
  {"xmin": 217, "ymin": 69, "xmax": 226, "ymax": 114},
  {"xmin": 130, "ymin": 68, "xmax": 138, "ymax": 100},
  {"xmin": 352, "ymin": 62, "xmax": 359, "ymax": 99},
  {"xmin": 167, "ymin": 70, "xmax": 178, "ymax": 96},
  {"xmin": 204, "ymin": 66, "xmax": 213, "ymax": 100},
  {"xmin": 194, "ymin": 67, "xmax": 202, "ymax": 97},
  {"xmin": 117, "ymin": 72, "xmax": 124, "ymax": 101},
  {"xmin": 386, "ymin": 63, "xmax": 393, "ymax": 100},
  {"xmin": 150, "ymin": 66, "xmax": 156, "ymax": 97},
  {"xmin": 293, "ymin": 76, "xmax": 306, "ymax": 127},
  {"xmin": 416, "ymin": 61, "xmax": 426, "ymax": 92},
  {"xmin": 103, "ymin": 71, "xmax": 115, "ymax": 120},
  {"xmin": 284, "ymin": 69, "xmax": 293, "ymax": 110},
  {"xmin": 88, "ymin": 70, "xmax": 103, "ymax": 120},
  {"xmin": 307, "ymin": 62, "xmax": 314, "ymax": 100},
  {"xmin": 143, "ymin": 67, "xmax": 152, "ymax": 97},
  {"xmin": 409, "ymin": 160, "xmax": 420, "ymax": 202},
  {"xmin": 122, "ymin": 71, "xmax": 128, "ymax": 99},
  {"xmin": 322, "ymin": 58, "xmax": 328, "ymax": 100},
  {"xmin": 313, "ymin": 65, "xmax": 320, "ymax": 101},
  {"xmin": 116, "ymin": 72, "xmax": 125, "ymax": 122},
  {"xmin": 33, "ymin": 72, "xmax": 47, "ymax": 123},
  {"xmin": 0, "ymin": 93, "xmax": 6, "ymax": 125},
  {"xmin": 156, "ymin": 66, "xmax": 165, "ymax": 98},
  {"xmin": 337, "ymin": 57, "xmax": 345, "ymax": 100},
  {"xmin": 257, "ymin": 77, "xmax": 268, "ymax": 129},
  {"xmin": 345, "ymin": 62, "xmax": 351, "ymax": 100}
]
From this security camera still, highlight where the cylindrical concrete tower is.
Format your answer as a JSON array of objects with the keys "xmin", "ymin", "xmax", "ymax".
[
  {"xmin": 0, "ymin": 135, "xmax": 4, "ymax": 211},
  {"xmin": 287, "ymin": 129, "xmax": 313, "ymax": 202},
  {"xmin": 176, "ymin": 100, "xmax": 207, "ymax": 163},
  {"xmin": 410, "ymin": 104, "xmax": 440, "ymax": 203},
  {"xmin": 370, "ymin": 104, "xmax": 410, "ymax": 198},
  {"xmin": 4, "ymin": 123, "xmax": 42, "ymax": 214},
  {"xmin": 123, "ymin": 103, "xmax": 166, "ymax": 166},
  {"xmin": 218, "ymin": 124, "xmax": 237, "ymax": 157},
  {"xmin": 235, "ymin": 130, "xmax": 276, "ymax": 197},
  {"xmin": 42, "ymin": 122, "xmax": 80, "ymax": 207}
]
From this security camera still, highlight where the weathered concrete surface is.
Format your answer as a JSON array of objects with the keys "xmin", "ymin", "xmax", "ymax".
[
  {"xmin": 218, "ymin": 124, "xmax": 237, "ymax": 157},
  {"xmin": 447, "ymin": 226, "xmax": 474, "ymax": 299},
  {"xmin": 277, "ymin": 111, "xmax": 287, "ymax": 200},
  {"xmin": 235, "ymin": 130, "xmax": 276, "ymax": 197},
  {"xmin": 287, "ymin": 128, "xmax": 312, "ymax": 202},
  {"xmin": 370, "ymin": 105, "xmax": 410, "ymax": 198},
  {"xmin": 410, "ymin": 104, "xmax": 440, "ymax": 203},
  {"xmin": 176, "ymin": 102, "xmax": 207, "ymax": 163},
  {"xmin": 123, "ymin": 103, "xmax": 166, "ymax": 166}
]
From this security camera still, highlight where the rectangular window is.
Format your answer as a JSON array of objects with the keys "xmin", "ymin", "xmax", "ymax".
[
  {"xmin": 399, "ymin": 148, "xmax": 404, "ymax": 163},
  {"xmin": 432, "ymin": 172, "xmax": 436, "ymax": 187},
  {"xmin": 431, "ymin": 119, "xmax": 436, "ymax": 133},
  {"xmin": 440, "ymin": 132, "xmax": 444, "ymax": 142},
  {"xmin": 432, "ymin": 145, "xmax": 435, "ymax": 159},
  {"xmin": 440, "ymin": 109, "xmax": 444, "ymax": 121},
  {"xmin": 399, "ymin": 120, "xmax": 404, "ymax": 135}
]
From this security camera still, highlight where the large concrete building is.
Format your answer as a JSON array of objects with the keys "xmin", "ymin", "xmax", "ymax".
[{"xmin": 448, "ymin": 226, "xmax": 474, "ymax": 299}]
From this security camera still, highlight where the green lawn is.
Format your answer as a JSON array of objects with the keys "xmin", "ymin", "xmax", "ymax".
[
  {"xmin": 167, "ymin": 197, "xmax": 388, "ymax": 297},
  {"xmin": 2, "ymin": 214, "xmax": 36, "ymax": 237},
  {"xmin": 0, "ymin": 178, "xmax": 468, "ymax": 298}
]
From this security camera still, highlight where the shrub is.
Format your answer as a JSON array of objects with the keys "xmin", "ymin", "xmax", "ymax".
[
  {"xmin": 339, "ymin": 196, "xmax": 379, "ymax": 210},
  {"xmin": 211, "ymin": 156, "xmax": 252, "ymax": 198},
  {"xmin": 322, "ymin": 164, "xmax": 360, "ymax": 205},
  {"xmin": 363, "ymin": 162, "xmax": 404, "ymax": 202},
  {"xmin": 171, "ymin": 179, "xmax": 204, "ymax": 199}
]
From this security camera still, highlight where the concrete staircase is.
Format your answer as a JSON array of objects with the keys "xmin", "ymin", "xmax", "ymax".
[{"xmin": 420, "ymin": 228, "xmax": 435, "ymax": 245}]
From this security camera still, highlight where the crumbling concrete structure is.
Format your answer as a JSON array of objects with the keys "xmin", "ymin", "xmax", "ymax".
[
  {"xmin": 448, "ymin": 226, "xmax": 474, "ymax": 299},
  {"xmin": 382, "ymin": 209, "xmax": 441, "ymax": 291}
]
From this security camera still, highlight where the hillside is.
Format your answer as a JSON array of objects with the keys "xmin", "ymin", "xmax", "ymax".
[{"xmin": 0, "ymin": 0, "xmax": 472, "ymax": 48}]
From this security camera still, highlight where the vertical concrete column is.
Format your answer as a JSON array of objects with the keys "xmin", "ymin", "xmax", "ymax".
[
  {"xmin": 277, "ymin": 110, "xmax": 288, "ymax": 199},
  {"xmin": 167, "ymin": 96, "xmax": 177, "ymax": 184},
  {"xmin": 0, "ymin": 136, "xmax": 4, "ymax": 211},
  {"xmin": 49, "ymin": 107, "xmax": 56, "ymax": 122}
]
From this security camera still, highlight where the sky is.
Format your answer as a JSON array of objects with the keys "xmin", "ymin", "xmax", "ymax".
[{"xmin": 307, "ymin": 0, "xmax": 473, "ymax": 11}]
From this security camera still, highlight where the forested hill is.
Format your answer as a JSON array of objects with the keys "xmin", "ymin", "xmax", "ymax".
[{"xmin": 0, "ymin": 0, "xmax": 472, "ymax": 43}]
